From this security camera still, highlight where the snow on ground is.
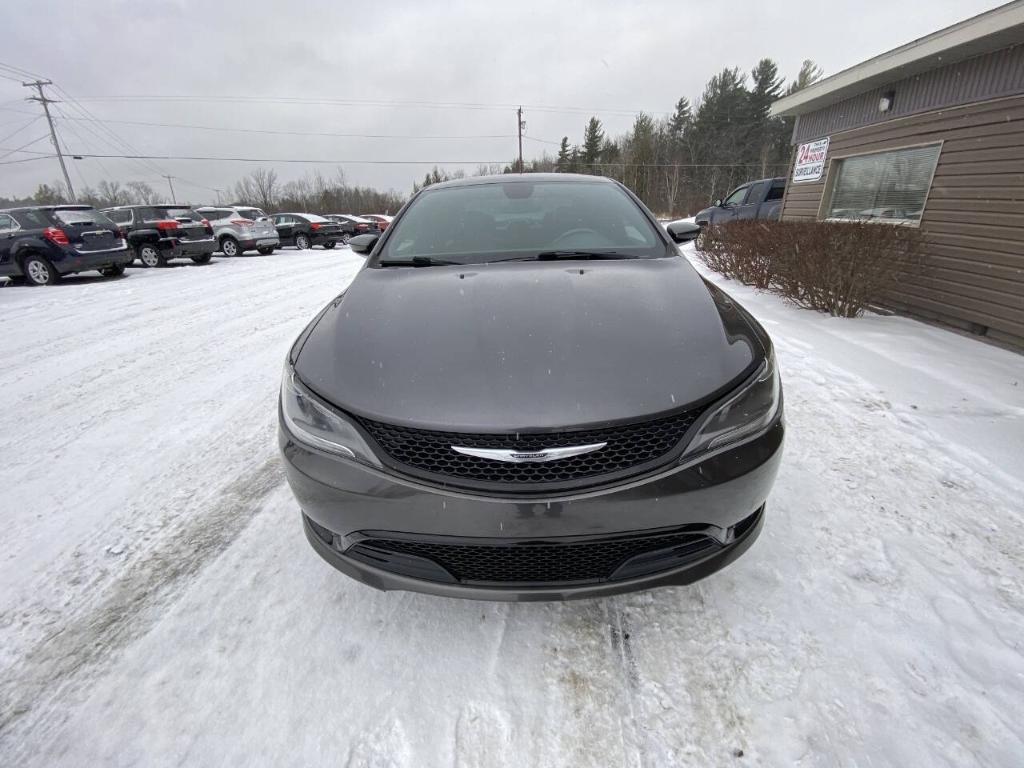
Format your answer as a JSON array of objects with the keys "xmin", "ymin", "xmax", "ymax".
[{"xmin": 1, "ymin": 244, "xmax": 1022, "ymax": 767}]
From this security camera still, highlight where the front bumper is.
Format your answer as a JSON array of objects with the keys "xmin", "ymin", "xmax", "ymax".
[{"xmin": 281, "ymin": 415, "xmax": 784, "ymax": 600}]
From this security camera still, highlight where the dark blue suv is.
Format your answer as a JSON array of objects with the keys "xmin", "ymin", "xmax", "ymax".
[{"xmin": 0, "ymin": 205, "xmax": 132, "ymax": 286}]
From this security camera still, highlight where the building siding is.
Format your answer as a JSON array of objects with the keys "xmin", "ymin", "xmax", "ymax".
[
  {"xmin": 781, "ymin": 94, "xmax": 1024, "ymax": 346},
  {"xmin": 793, "ymin": 44, "xmax": 1024, "ymax": 143}
]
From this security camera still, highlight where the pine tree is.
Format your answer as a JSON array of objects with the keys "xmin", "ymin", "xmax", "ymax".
[
  {"xmin": 556, "ymin": 137, "xmax": 571, "ymax": 172},
  {"xmin": 787, "ymin": 60, "xmax": 824, "ymax": 95},
  {"xmin": 749, "ymin": 58, "xmax": 785, "ymax": 176},
  {"xmin": 581, "ymin": 117, "xmax": 604, "ymax": 172}
]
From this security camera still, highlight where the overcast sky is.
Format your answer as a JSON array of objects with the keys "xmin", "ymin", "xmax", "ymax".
[{"xmin": 0, "ymin": 0, "xmax": 1007, "ymax": 203}]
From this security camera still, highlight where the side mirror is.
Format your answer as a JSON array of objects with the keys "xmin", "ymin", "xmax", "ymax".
[
  {"xmin": 714, "ymin": 198, "xmax": 723, "ymax": 207},
  {"xmin": 667, "ymin": 221, "xmax": 702, "ymax": 244},
  {"xmin": 349, "ymin": 233, "xmax": 379, "ymax": 255}
]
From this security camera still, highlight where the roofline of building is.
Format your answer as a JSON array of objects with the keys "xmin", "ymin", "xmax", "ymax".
[{"xmin": 771, "ymin": 1, "xmax": 1024, "ymax": 117}]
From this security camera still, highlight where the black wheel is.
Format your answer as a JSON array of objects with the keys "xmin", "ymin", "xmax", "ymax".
[
  {"xmin": 137, "ymin": 244, "xmax": 166, "ymax": 268},
  {"xmin": 323, "ymin": 241, "xmax": 336, "ymax": 250},
  {"xmin": 257, "ymin": 246, "xmax": 275, "ymax": 255},
  {"xmin": 340, "ymin": 233, "xmax": 351, "ymax": 245},
  {"xmin": 23, "ymin": 254, "xmax": 60, "ymax": 286},
  {"xmin": 100, "ymin": 265, "xmax": 126, "ymax": 277},
  {"xmin": 295, "ymin": 233, "xmax": 311, "ymax": 250},
  {"xmin": 191, "ymin": 253, "xmax": 212, "ymax": 264},
  {"xmin": 220, "ymin": 236, "xmax": 241, "ymax": 257}
]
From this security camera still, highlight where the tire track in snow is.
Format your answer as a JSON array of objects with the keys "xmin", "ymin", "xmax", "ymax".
[{"xmin": 0, "ymin": 455, "xmax": 285, "ymax": 759}]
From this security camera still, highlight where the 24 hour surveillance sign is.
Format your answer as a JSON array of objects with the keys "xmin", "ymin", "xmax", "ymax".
[{"xmin": 793, "ymin": 137, "xmax": 829, "ymax": 183}]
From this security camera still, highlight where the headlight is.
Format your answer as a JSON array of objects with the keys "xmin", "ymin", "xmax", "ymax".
[
  {"xmin": 683, "ymin": 351, "xmax": 781, "ymax": 457},
  {"xmin": 280, "ymin": 365, "xmax": 381, "ymax": 466}
]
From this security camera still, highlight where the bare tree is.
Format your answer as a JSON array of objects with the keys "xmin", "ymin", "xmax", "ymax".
[
  {"xmin": 125, "ymin": 180, "xmax": 158, "ymax": 204},
  {"xmin": 251, "ymin": 168, "xmax": 279, "ymax": 210}
]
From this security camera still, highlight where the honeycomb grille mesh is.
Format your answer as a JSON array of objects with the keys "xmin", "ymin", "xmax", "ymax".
[
  {"xmin": 356, "ymin": 530, "xmax": 715, "ymax": 584},
  {"xmin": 357, "ymin": 408, "xmax": 703, "ymax": 488}
]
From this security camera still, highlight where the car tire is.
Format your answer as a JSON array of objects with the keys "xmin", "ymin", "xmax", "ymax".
[
  {"xmin": 323, "ymin": 241, "xmax": 336, "ymax": 250},
  {"xmin": 295, "ymin": 233, "xmax": 311, "ymax": 250},
  {"xmin": 137, "ymin": 244, "xmax": 165, "ymax": 268},
  {"xmin": 257, "ymin": 246, "xmax": 275, "ymax": 255},
  {"xmin": 23, "ymin": 254, "xmax": 61, "ymax": 286},
  {"xmin": 220, "ymin": 236, "xmax": 240, "ymax": 257},
  {"xmin": 191, "ymin": 253, "xmax": 213, "ymax": 264},
  {"xmin": 100, "ymin": 265, "xmax": 126, "ymax": 277}
]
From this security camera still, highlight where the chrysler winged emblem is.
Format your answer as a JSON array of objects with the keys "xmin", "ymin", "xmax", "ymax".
[{"xmin": 451, "ymin": 443, "xmax": 606, "ymax": 463}]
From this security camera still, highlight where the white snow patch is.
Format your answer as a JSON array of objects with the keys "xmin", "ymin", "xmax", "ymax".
[{"xmin": 0, "ymin": 244, "xmax": 1022, "ymax": 766}]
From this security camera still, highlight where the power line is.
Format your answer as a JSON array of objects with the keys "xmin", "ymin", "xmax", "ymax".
[
  {"xmin": 0, "ymin": 134, "xmax": 50, "ymax": 160},
  {"xmin": 0, "ymin": 116, "xmax": 41, "ymax": 145},
  {"xmin": 18, "ymin": 112, "xmax": 532, "ymax": 141},
  {"xmin": 0, "ymin": 154, "xmax": 54, "ymax": 166},
  {"xmin": 68, "ymin": 153, "xmax": 516, "ymax": 165},
  {"xmin": 70, "ymin": 95, "xmax": 662, "ymax": 117},
  {"xmin": 61, "ymin": 151, "xmax": 790, "ymax": 169}
]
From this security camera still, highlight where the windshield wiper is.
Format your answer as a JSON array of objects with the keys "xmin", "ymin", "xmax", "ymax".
[
  {"xmin": 532, "ymin": 250, "xmax": 629, "ymax": 261},
  {"xmin": 377, "ymin": 256, "xmax": 461, "ymax": 267}
]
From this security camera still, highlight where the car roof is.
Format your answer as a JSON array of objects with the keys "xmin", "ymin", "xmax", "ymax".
[
  {"xmin": 0, "ymin": 204, "xmax": 95, "ymax": 213},
  {"xmin": 423, "ymin": 172, "xmax": 618, "ymax": 191},
  {"xmin": 102, "ymin": 204, "xmax": 180, "ymax": 210}
]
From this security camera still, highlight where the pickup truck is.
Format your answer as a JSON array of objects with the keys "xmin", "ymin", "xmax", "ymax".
[{"xmin": 694, "ymin": 177, "xmax": 786, "ymax": 228}]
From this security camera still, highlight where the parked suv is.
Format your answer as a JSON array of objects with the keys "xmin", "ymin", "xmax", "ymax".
[
  {"xmin": 271, "ymin": 213, "xmax": 343, "ymax": 249},
  {"xmin": 194, "ymin": 206, "xmax": 280, "ymax": 256},
  {"xmin": 103, "ymin": 205, "xmax": 216, "ymax": 267},
  {"xmin": 324, "ymin": 214, "xmax": 381, "ymax": 244},
  {"xmin": 0, "ymin": 205, "xmax": 131, "ymax": 285}
]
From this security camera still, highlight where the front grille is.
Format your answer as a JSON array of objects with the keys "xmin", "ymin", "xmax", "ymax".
[
  {"xmin": 357, "ymin": 407, "xmax": 704, "ymax": 490},
  {"xmin": 352, "ymin": 527, "xmax": 718, "ymax": 584}
]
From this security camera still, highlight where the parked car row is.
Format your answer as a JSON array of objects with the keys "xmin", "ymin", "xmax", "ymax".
[{"xmin": 0, "ymin": 203, "xmax": 395, "ymax": 285}]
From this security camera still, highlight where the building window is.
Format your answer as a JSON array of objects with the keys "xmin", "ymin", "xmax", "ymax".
[{"xmin": 822, "ymin": 144, "xmax": 941, "ymax": 224}]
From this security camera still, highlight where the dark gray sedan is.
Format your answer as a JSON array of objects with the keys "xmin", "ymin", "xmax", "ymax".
[{"xmin": 280, "ymin": 174, "xmax": 783, "ymax": 600}]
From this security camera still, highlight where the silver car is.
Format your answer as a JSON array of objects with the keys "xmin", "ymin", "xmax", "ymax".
[{"xmin": 195, "ymin": 206, "xmax": 280, "ymax": 256}]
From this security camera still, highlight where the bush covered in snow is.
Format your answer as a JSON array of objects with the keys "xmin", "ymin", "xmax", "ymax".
[{"xmin": 698, "ymin": 220, "xmax": 922, "ymax": 317}]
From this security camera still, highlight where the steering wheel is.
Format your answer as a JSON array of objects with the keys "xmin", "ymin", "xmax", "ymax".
[{"xmin": 550, "ymin": 228, "xmax": 605, "ymax": 246}]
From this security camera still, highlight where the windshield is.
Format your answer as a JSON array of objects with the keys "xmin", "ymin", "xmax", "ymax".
[
  {"xmin": 52, "ymin": 208, "xmax": 115, "ymax": 228},
  {"xmin": 302, "ymin": 214, "xmax": 331, "ymax": 223},
  {"xmin": 376, "ymin": 181, "xmax": 664, "ymax": 265},
  {"xmin": 236, "ymin": 208, "xmax": 267, "ymax": 221}
]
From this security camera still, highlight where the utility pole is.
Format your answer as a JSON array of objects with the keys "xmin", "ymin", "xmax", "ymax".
[
  {"xmin": 163, "ymin": 175, "xmax": 176, "ymax": 203},
  {"xmin": 517, "ymin": 106, "xmax": 524, "ymax": 173},
  {"xmin": 23, "ymin": 79, "xmax": 75, "ymax": 202}
]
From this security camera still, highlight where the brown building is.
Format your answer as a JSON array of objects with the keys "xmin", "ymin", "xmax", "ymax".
[{"xmin": 771, "ymin": 2, "xmax": 1024, "ymax": 348}]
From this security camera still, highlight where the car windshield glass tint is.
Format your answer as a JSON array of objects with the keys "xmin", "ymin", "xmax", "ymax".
[
  {"xmin": 52, "ymin": 209, "xmax": 114, "ymax": 227},
  {"xmin": 202, "ymin": 209, "xmax": 234, "ymax": 220},
  {"xmin": 236, "ymin": 208, "xmax": 266, "ymax": 220},
  {"xmin": 378, "ymin": 181, "xmax": 664, "ymax": 265},
  {"xmin": 303, "ymin": 214, "xmax": 331, "ymax": 223}
]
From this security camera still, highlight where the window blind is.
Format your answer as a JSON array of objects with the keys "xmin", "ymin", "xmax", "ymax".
[{"xmin": 825, "ymin": 144, "xmax": 940, "ymax": 223}]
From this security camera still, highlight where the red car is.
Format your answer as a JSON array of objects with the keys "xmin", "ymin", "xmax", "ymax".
[{"xmin": 359, "ymin": 214, "xmax": 393, "ymax": 231}]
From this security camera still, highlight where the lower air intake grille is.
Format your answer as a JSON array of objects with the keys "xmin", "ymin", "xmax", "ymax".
[{"xmin": 351, "ymin": 527, "xmax": 718, "ymax": 584}]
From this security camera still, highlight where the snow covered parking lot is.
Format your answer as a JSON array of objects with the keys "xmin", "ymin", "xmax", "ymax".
[{"xmin": 1, "ymin": 246, "xmax": 1022, "ymax": 767}]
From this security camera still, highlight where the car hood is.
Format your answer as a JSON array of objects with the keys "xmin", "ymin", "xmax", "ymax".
[{"xmin": 295, "ymin": 256, "xmax": 762, "ymax": 431}]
